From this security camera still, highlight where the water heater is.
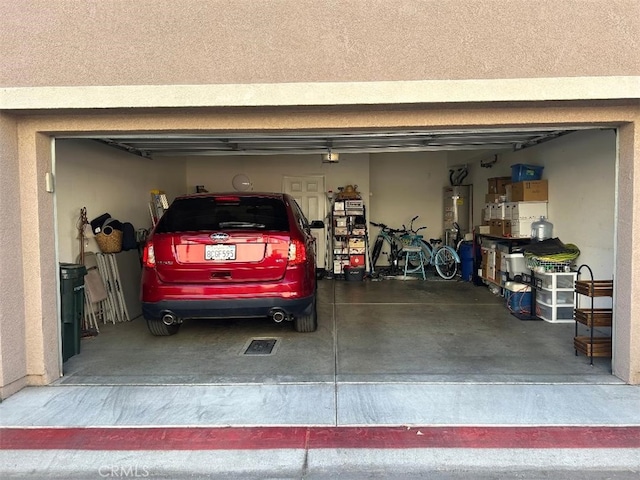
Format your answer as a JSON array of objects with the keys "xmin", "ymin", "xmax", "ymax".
[{"xmin": 443, "ymin": 185, "xmax": 472, "ymax": 247}]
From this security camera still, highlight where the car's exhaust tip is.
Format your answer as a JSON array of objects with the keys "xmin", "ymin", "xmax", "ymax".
[
  {"xmin": 161, "ymin": 312, "xmax": 180, "ymax": 326},
  {"xmin": 269, "ymin": 308, "xmax": 287, "ymax": 323}
]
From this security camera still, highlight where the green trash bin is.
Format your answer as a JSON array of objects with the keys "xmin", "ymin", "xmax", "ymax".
[{"xmin": 59, "ymin": 263, "xmax": 87, "ymax": 362}]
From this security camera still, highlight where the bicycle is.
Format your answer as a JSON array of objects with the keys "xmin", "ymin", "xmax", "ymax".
[
  {"xmin": 401, "ymin": 216, "xmax": 461, "ymax": 280},
  {"xmin": 369, "ymin": 221, "xmax": 408, "ymax": 276}
]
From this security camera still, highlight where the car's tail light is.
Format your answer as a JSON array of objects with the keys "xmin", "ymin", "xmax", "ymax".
[
  {"xmin": 215, "ymin": 196, "xmax": 240, "ymax": 204},
  {"xmin": 143, "ymin": 241, "xmax": 155, "ymax": 268},
  {"xmin": 288, "ymin": 239, "xmax": 306, "ymax": 265}
]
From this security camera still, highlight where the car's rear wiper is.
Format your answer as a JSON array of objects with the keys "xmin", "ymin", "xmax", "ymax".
[{"xmin": 219, "ymin": 221, "xmax": 266, "ymax": 229}]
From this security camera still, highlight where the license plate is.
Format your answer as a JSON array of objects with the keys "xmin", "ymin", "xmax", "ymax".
[{"xmin": 205, "ymin": 244, "xmax": 236, "ymax": 261}]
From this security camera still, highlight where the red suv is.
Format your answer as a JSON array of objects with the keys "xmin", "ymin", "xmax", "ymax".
[{"xmin": 141, "ymin": 192, "xmax": 318, "ymax": 335}]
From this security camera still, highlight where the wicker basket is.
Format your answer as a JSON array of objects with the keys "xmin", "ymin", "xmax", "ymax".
[{"xmin": 95, "ymin": 229, "xmax": 123, "ymax": 253}]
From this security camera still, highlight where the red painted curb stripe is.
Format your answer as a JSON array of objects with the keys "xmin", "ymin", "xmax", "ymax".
[{"xmin": 2, "ymin": 426, "xmax": 640, "ymax": 450}]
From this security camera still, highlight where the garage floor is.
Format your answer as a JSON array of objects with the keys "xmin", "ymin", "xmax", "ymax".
[{"xmin": 59, "ymin": 278, "xmax": 614, "ymax": 386}]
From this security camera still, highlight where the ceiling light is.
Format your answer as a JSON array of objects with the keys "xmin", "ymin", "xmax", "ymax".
[{"xmin": 321, "ymin": 152, "xmax": 339, "ymax": 163}]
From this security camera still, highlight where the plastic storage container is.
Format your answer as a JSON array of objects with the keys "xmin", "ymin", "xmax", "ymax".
[
  {"xmin": 505, "ymin": 281, "xmax": 532, "ymax": 313},
  {"xmin": 459, "ymin": 241, "xmax": 474, "ymax": 281},
  {"xmin": 537, "ymin": 289, "xmax": 574, "ymax": 306},
  {"xmin": 59, "ymin": 263, "xmax": 87, "ymax": 362},
  {"xmin": 536, "ymin": 303, "xmax": 574, "ymax": 323},
  {"xmin": 534, "ymin": 271, "xmax": 577, "ymax": 290},
  {"xmin": 531, "ymin": 216, "xmax": 553, "ymax": 241},
  {"xmin": 344, "ymin": 266, "xmax": 365, "ymax": 281},
  {"xmin": 504, "ymin": 253, "xmax": 527, "ymax": 277},
  {"xmin": 511, "ymin": 164, "xmax": 544, "ymax": 182}
]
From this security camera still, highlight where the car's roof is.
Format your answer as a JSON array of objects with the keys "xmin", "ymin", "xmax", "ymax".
[{"xmin": 175, "ymin": 192, "xmax": 287, "ymax": 200}]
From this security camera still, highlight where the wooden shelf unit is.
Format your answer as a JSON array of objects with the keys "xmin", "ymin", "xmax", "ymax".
[
  {"xmin": 573, "ymin": 336, "xmax": 612, "ymax": 358},
  {"xmin": 573, "ymin": 264, "xmax": 613, "ymax": 364}
]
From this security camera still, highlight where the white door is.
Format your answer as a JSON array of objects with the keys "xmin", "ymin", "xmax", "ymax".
[{"xmin": 283, "ymin": 175, "xmax": 328, "ymax": 269}]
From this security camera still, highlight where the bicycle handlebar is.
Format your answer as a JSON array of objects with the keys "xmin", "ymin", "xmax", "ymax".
[{"xmin": 370, "ymin": 221, "xmax": 407, "ymax": 235}]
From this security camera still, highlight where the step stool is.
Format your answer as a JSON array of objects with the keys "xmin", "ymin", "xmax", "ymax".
[{"xmin": 402, "ymin": 245, "xmax": 426, "ymax": 280}]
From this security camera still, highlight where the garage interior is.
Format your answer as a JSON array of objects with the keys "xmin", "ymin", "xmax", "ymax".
[{"xmin": 53, "ymin": 125, "xmax": 617, "ymax": 386}]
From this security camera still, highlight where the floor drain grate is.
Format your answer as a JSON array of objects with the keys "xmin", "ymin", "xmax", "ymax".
[{"xmin": 243, "ymin": 338, "xmax": 279, "ymax": 356}]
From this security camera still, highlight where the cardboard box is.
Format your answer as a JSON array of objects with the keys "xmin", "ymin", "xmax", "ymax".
[
  {"xmin": 490, "ymin": 203, "xmax": 508, "ymax": 220},
  {"xmin": 481, "ymin": 247, "xmax": 496, "ymax": 280},
  {"xmin": 488, "ymin": 176, "xmax": 512, "ymax": 194},
  {"xmin": 485, "ymin": 193, "xmax": 502, "ymax": 203},
  {"xmin": 510, "ymin": 219, "xmax": 535, "ymax": 238},
  {"xmin": 345, "ymin": 200, "xmax": 363, "ymax": 209},
  {"xmin": 509, "ymin": 201, "xmax": 548, "ymax": 221},
  {"xmin": 511, "ymin": 180, "xmax": 548, "ymax": 202},
  {"xmin": 476, "ymin": 225, "xmax": 491, "ymax": 235},
  {"xmin": 333, "ymin": 260, "xmax": 349, "ymax": 274},
  {"xmin": 501, "ymin": 219, "xmax": 512, "ymax": 237},
  {"xmin": 499, "ymin": 251, "xmax": 508, "ymax": 272},
  {"xmin": 348, "ymin": 238, "xmax": 366, "ymax": 249},
  {"xmin": 489, "ymin": 219, "xmax": 503, "ymax": 236}
]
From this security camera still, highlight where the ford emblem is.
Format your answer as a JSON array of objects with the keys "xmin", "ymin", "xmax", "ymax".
[{"xmin": 210, "ymin": 233, "xmax": 229, "ymax": 242}]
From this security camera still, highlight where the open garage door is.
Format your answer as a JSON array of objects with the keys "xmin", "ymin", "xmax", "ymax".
[{"xmin": 52, "ymin": 121, "xmax": 618, "ymax": 387}]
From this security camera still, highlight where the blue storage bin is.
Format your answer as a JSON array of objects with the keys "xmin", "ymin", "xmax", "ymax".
[
  {"xmin": 459, "ymin": 242, "xmax": 474, "ymax": 282},
  {"xmin": 505, "ymin": 281, "xmax": 532, "ymax": 314},
  {"xmin": 511, "ymin": 164, "xmax": 544, "ymax": 182}
]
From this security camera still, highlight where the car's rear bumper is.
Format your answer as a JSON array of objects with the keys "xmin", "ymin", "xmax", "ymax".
[{"xmin": 142, "ymin": 294, "xmax": 314, "ymax": 321}]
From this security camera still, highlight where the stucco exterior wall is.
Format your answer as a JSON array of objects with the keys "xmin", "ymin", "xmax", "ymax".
[
  {"xmin": 1, "ymin": 0, "xmax": 638, "ymax": 87},
  {"xmin": 0, "ymin": 114, "xmax": 28, "ymax": 398},
  {"xmin": 615, "ymin": 122, "xmax": 640, "ymax": 381}
]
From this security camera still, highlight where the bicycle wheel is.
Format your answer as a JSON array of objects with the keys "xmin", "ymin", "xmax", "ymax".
[
  {"xmin": 434, "ymin": 247, "xmax": 458, "ymax": 280},
  {"xmin": 371, "ymin": 236, "xmax": 384, "ymax": 267}
]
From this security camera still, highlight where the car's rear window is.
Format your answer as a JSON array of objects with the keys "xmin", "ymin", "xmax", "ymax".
[{"xmin": 154, "ymin": 196, "xmax": 290, "ymax": 233}]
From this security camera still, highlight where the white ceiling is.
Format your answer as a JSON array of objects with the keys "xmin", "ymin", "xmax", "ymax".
[{"xmin": 86, "ymin": 127, "xmax": 589, "ymax": 158}]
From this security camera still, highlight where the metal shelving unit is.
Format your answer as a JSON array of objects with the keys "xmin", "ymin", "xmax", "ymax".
[{"xmin": 331, "ymin": 198, "xmax": 368, "ymax": 278}]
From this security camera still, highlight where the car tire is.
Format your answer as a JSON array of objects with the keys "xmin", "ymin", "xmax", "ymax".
[
  {"xmin": 146, "ymin": 318, "xmax": 180, "ymax": 336},
  {"xmin": 294, "ymin": 297, "xmax": 317, "ymax": 332}
]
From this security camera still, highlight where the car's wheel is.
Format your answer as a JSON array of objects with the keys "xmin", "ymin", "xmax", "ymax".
[
  {"xmin": 146, "ymin": 318, "xmax": 180, "ymax": 336},
  {"xmin": 294, "ymin": 297, "xmax": 317, "ymax": 332}
]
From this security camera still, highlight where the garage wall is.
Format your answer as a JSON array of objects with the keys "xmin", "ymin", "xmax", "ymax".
[
  {"xmin": 184, "ymin": 152, "xmax": 371, "ymax": 215},
  {"xmin": 184, "ymin": 152, "xmax": 452, "ymax": 243},
  {"xmin": 55, "ymin": 140, "xmax": 187, "ymax": 263},
  {"xmin": 468, "ymin": 129, "xmax": 616, "ymax": 279},
  {"xmin": 185, "ymin": 153, "xmax": 371, "ymax": 197},
  {"xmin": 369, "ymin": 152, "xmax": 449, "ymax": 238}
]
